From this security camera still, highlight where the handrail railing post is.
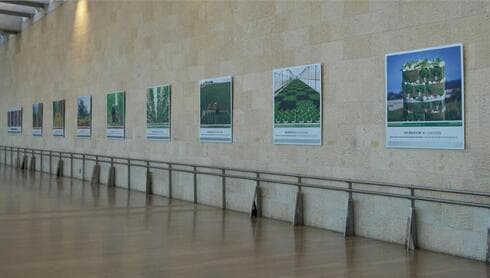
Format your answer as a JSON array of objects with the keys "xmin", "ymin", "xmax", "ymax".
[
  {"xmin": 82, "ymin": 154, "xmax": 85, "ymax": 181},
  {"xmin": 193, "ymin": 166, "xmax": 197, "ymax": 204},
  {"xmin": 127, "ymin": 158, "xmax": 131, "ymax": 190},
  {"xmin": 344, "ymin": 182, "xmax": 354, "ymax": 236},
  {"xmin": 168, "ymin": 163, "xmax": 172, "ymax": 199},
  {"xmin": 49, "ymin": 151, "xmax": 52, "ymax": 174},
  {"xmin": 293, "ymin": 176, "xmax": 304, "ymax": 225},
  {"xmin": 222, "ymin": 169, "xmax": 226, "ymax": 209},
  {"xmin": 70, "ymin": 153, "xmax": 74, "ymax": 178}
]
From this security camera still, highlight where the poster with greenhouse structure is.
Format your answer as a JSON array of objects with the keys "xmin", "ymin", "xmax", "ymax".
[
  {"xmin": 199, "ymin": 76, "xmax": 232, "ymax": 143},
  {"xmin": 385, "ymin": 44, "xmax": 464, "ymax": 149},
  {"xmin": 32, "ymin": 103, "xmax": 43, "ymax": 136},
  {"xmin": 106, "ymin": 91, "xmax": 125, "ymax": 139},
  {"xmin": 146, "ymin": 84, "xmax": 171, "ymax": 140},
  {"xmin": 77, "ymin": 96, "xmax": 92, "ymax": 138},
  {"xmin": 52, "ymin": 99, "xmax": 65, "ymax": 137},
  {"xmin": 273, "ymin": 63, "xmax": 322, "ymax": 145},
  {"xmin": 7, "ymin": 107, "xmax": 22, "ymax": 133}
]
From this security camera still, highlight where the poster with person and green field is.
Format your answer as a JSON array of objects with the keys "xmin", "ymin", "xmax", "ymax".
[
  {"xmin": 385, "ymin": 44, "xmax": 464, "ymax": 149},
  {"xmin": 146, "ymin": 84, "xmax": 170, "ymax": 140},
  {"xmin": 199, "ymin": 76, "xmax": 232, "ymax": 143},
  {"xmin": 77, "ymin": 96, "xmax": 92, "ymax": 138},
  {"xmin": 273, "ymin": 63, "xmax": 322, "ymax": 145},
  {"xmin": 106, "ymin": 91, "xmax": 125, "ymax": 139},
  {"xmin": 32, "ymin": 102, "xmax": 43, "ymax": 136},
  {"xmin": 52, "ymin": 99, "xmax": 65, "ymax": 137}
]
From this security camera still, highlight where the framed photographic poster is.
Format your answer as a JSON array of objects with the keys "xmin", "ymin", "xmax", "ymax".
[
  {"xmin": 146, "ymin": 84, "xmax": 170, "ymax": 140},
  {"xmin": 77, "ymin": 96, "xmax": 92, "ymax": 138},
  {"xmin": 199, "ymin": 76, "xmax": 232, "ymax": 143},
  {"xmin": 273, "ymin": 63, "xmax": 322, "ymax": 145},
  {"xmin": 7, "ymin": 107, "xmax": 22, "ymax": 133},
  {"xmin": 385, "ymin": 44, "xmax": 464, "ymax": 149},
  {"xmin": 52, "ymin": 99, "xmax": 65, "ymax": 137},
  {"xmin": 32, "ymin": 102, "xmax": 43, "ymax": 136},
  {"xmin": 106, "ymin": 91, "xmax": 125, "ymax": 139}
]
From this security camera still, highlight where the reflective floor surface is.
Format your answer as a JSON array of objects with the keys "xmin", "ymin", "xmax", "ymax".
[{"xmin": 0, "ymin": 165, "xmax": 488, "ymax": 277}]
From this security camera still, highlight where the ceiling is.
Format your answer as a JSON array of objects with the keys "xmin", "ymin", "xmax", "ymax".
[{"xmin": 0, "ymin": 0, "xmax": 65, "ymax": 44}]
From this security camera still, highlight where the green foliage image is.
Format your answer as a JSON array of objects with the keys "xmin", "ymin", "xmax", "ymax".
[
  {"xmin": 106, "ymin": 91, "xmax": 125, "ymax": 128},
  {"xmin": 274, "ymin": 79, "xmax": 320, "ymax": 125},
  {"xmin": 147, "ymin": 85, "xmax": 170, "ymax": 128},
  {"xmin": 200, "ymin": 79, "xmax": 231, "ymax": 126},
  {"xmin": 77, "ymin": 96, "xmax": 91, "ymax": 128},
  {"xmin": 32, "ymin": 103, "xmax": 43, "ymax": 128}
]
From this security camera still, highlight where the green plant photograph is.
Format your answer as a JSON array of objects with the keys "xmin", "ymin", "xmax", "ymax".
[
  {"xmin": 53, "ymin": 100, "xmax": 65, "ymax": 129},
  {"xmin": 273, "ymin": 64, "xmax": 321, "ymax": 128},
  {"xmin": 200, "ymin": 77, "xmax": 232, "ymax": 127},
  {"xmin": 106, "ymin": 91, "xmax": 125, "ymax": 128},
  {"xmin": 32, "ymin": 103, "xmax": 43, "ymax": 129},
  {"xmin": 77, "ymin": 96, "xmax": 91, "ymax": 129},
  {"xmin": 147, "ymin": 85, "xmax": 170, "ymax": 128}
]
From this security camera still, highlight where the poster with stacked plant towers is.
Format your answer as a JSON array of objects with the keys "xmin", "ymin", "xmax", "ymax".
[
  {"xmin": 146, "ymin": 84, "xmax": 171, "ymax": 140},
  {"xmin": 77, "ymin": 96, "xmax": 92, "ymax": 138},
  {"xmin": 106, "ymin": 91, "xmax": 125, "ymax": 138},
  {"xmin": 7, "ymin": 107, "xmax": 22, "ymax": 133},
  {"xmin": 385, "ymin": 44, "xmax": 464, "ymax": 149},
  {"xmin": 52, "ymin": 100, "xmax": 65, "ymax": 137},
  {"xmin": 32, "ymin": 103, "xmax": 43, "ymax": 136},
  {"xmin": 199, "ymin": 76, "xmax": 232, "ymax": 143},
  {"xmin": 273, "ymin": 64, "xmax": 322, "ymax": 145}
]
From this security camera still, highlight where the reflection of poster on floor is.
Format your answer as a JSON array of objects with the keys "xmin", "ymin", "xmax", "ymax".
[
  {"xmin": 53, "ymin": 100, "xmax": 65, "ymax": 137},
  {"xmin": 7, "ymin": 107, "xmax": 22, "ymax": 133},
  {"xmin": 385, "ymin": 44, "xmax": 464, "ymax": 149},
  {"xmin": 199, "ymin": 76, "xmax": 232, "ymax": 143},
  {"xmin": 106, "ymin": 91, "xmax": 125, "ymax": 139},
  {"xmin": 32, "ymin": 103, "xmax": 43, "ymax": 136},
  {"xmin": 146, "ymin": 84, "xmax": 170, "ymax": 140},
  {"xmin": 273, "ymin": 64, "xmax": 322, "ymax": 145},
  {"xmin": 77, "ymin": 96, "xmax": 92, "ymax": 138}
]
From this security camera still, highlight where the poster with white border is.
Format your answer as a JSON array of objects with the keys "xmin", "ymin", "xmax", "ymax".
[
  {"xmin": 32, "ymin": 102, "xmax": 43, "ymax": 136},
  {"xmin": 7, "ymin": 107, "xmax": 22, "ymax": 133},
  {"xmin": 199, "ymin": 76, "xmax": 232, "ymax": 143},
  {"xmin": 146, "ymin": 84, "xmax": 170, "ymax": 140},
  {"xmin": 77, "ymin": 96, "xmax": 92, "ymax": 138},
  {"xmin": 273, "ymin": 63, "xmax": 322, "ymax": 145},
  {"xmin": 385, "ymin": 43, "xmax": 464, "ymax": 149},
  {"xmin": 106, "ymin": 91, "xmax": 125, "ymax": 139}
]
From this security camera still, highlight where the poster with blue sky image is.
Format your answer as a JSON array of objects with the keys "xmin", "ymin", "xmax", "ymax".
[{"xmin": 385, "ymin": 44, "xmax": 464, "ymax": 149}]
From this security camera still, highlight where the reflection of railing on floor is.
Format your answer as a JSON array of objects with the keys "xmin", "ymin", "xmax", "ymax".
[{"xmin": 0, "ymin": 145, "xmax": 489, "ymax": 260}]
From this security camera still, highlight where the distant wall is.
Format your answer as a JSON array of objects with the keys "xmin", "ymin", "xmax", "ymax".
[{"xmin": 0, "ymin": 1, "xmax": 489, "ymax": 261}]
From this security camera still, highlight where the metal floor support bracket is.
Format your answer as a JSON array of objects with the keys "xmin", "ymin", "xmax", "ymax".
[
  {"xmin": 344, "ymin": 195, "xmax": 355, "ymax": 237},
  {"xmin": 146, "ymin": 170, "xmax": 153, "ymax": 195},
  {"xmin": 21, "ymin": 155, "xmax": 28, "ymax": 170},
  {"xmin": 405, "ymin": 207, "xmax": 417, "ymax": 251},
  {"xmin": 250, "ymin": 185, "xmax": 262, "ymax": 218},
  {"xmin": 91, "ymin": 164, "xmax": 100, "ymax": 185},
  {"xmin": 29, "ymin": 156, "xmax": 36, "ymax": 171},
  {"xmin": 107, "ymin": 166, "xmax": 116, "ymax": 187},
  {"xmin": 293, "ymin": 191, "xmax": 304, "ymax": 226},
  {"xmin": 56, "ymin": 159, "xmax": 64, "ymax": 177},
  {"xmin": 15, "ymin": 157, "xmax": 20, "ymax": 168},
  {"xmin": 486, "ymin": 220, "xmax": 489, "ymax": 264}
]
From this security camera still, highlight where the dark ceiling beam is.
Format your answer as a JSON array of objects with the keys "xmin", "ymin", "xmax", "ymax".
[
  {"xmin": 0, "ymin": 8, "xmax": 35, "ymax": 18},
  {"xmin": 0, "ymin": 1, "xmax": 47, "ymax": 9},
  {"xmin": 0, "ymin": 28, "xmax": 19, "ymax": 34}
]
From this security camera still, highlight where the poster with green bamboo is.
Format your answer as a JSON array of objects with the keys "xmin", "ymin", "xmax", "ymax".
[
  {"xmin": 146, "ymin": 84, "xmax": 170, "ymax": 140},
  {"xmin": 199, "ymin": 76, "xmax": 232, "ymax": 143},
  {"xmin": 77, "ymin": 96, "xmax": 92, "ymax": 137},
  {"xmin": 273, "ymin": 63, "xmax": 322, "ymax": 145},
  {"xmin": 52, "ymin": 99, "xmax": 65, "ymax": 136},
  {"xmin": 106, "ymin": 91, "xmax": 125, "ymax": 138},
  {"xmin": 32, "ymin": 103, "xmax": 43, "ymax": 136}
]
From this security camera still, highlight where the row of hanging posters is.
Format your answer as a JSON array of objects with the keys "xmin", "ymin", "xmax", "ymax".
[
  {"xmin": 385, "ymin": 43, "xmax": 464, "ymax": 149},
  {"xmin": 5, "ymin": 43, "xmax": 465, "ymax": 149}
]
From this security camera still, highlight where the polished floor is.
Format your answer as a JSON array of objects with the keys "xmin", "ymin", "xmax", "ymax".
[{"xmin": 0, "ymin": 165, "xmax": 488, "ymax": 278}]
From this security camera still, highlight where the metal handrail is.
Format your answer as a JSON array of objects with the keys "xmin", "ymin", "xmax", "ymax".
[{"xmin": 1, "ymin": 145, "xmax": 489, "ymax": 210}]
